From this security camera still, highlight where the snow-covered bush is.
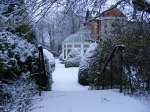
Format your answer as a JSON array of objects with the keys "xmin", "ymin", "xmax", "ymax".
[
  {"xmin": 78, "ymin": 43, "xmax": 100, "ymax": 85},
  {"xmin": 1, "ymin": 73, "xmax": 38, "ymax": 112},
  {"xmin": 0, "ymin": 31, "xmax": 40, "ymax": 111},
  {"xmin": 59, "ymin": 52, "xmax": 64, "ymax": 62},
  {"xmin": 0, "ymin": 1, "xmax": 52, "ymax": 111},
  {"xmin": 43, "ymin": 49, "xmax": 55, "ymax": 73},
  {"xmin": 43, "ymin": 49, "xmax": 55, "ymax": 90},
  {"xmin": 0, "ymin": 32, "xmax": 38, "ymax": 80},
  {"xmin": 65, "ymin": 49, "xmax": 81, "ymax": 67}
]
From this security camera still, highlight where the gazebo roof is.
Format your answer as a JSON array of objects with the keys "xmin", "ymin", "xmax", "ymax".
[{"xmin": 63, "ymin": 27, "xmax": 93, "ymax": 44}]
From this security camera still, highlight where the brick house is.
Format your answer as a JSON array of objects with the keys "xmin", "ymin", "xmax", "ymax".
[{"xmin": 100, "ymin": 8, "xmax": 127, "ymax": 40}]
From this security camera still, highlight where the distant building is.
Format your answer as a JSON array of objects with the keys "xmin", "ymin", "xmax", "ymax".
[
  {"xmin": 99, "ymin": 8, "xmax": 150, "ymax": 40},
  {"xmin": 99, "ymin": 8, "xmax": 127, "ymax": 40}
]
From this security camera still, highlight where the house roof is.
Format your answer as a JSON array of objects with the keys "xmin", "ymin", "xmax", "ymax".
[
  {"xmin": 63, "ymin": 27, "xmax": 93, "ymax": 44},
  {"xmin": 101, "ymin": 8, "xmax": 125, "ymax": 17}
]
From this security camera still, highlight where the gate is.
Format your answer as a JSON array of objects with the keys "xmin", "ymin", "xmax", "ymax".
[{"xmin": 94, "ymin": 45, "xmax": 149, "ymax": 94}]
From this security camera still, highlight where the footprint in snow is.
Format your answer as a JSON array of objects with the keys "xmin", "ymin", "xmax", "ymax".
[{"xmin": 101, "ymin": 97, "xmax": 110, "ymax": 103}]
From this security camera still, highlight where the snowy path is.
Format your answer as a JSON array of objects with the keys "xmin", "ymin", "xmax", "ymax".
[
  {"xmin": 52, "ymin": 59, "xmax": 88, "ymax": 91},
  {"xmin": 32, "ymin": 59, "xmax": 149, "ymax": 112}
]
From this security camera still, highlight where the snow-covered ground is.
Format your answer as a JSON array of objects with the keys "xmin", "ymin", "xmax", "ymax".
[
  {"xmin": 52, "ymin": 59, "xmax": 88, "ymax": 91},
  {"xmin": 31, "ymin": 59, "xmax": 149, "ymax": 112}
]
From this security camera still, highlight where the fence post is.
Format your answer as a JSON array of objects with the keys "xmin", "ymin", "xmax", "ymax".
[
  {"xmin": 110, "ymin": 59, "xmax": 113, "ymax": 89},
  {"xmin": 38, "ymin": 46, "xmax": 46, "ymax": 77},
  {"xmin": 38, "ymin": 46, "xmax": 42, "ymax": 96},
  {"xmin": 102, "ymin": 68, "xmax": 106, "ymax": 90},
  {"xmin": 119, "ymin": 48, "xmax": 123, "ymax": 93},
  {"xmin": 38, "ymin": 46, "xmax": 48, "ymax": 94},
  {"xmin": 146, "ymin": 80, "xmax": 150, "ymax": 91}
]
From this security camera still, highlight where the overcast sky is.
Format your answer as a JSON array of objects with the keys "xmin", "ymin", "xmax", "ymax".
[{"xmin": 146, "ymin": 0, "xmax": 150, "ymax": 3}]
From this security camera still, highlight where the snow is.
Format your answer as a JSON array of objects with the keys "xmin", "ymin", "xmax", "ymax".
[
  {"xmin": 65, "ymin": 49, "xmax": 81, "ymax": 67},
  {"xmin": 43, "ymin": 49, "xmax": 55, "ymax": 65},
  {"xmin": 80, "ymin": 43, "xmax": 98, "ymax": 69},
  {"xmin": 85, "ymin": 43, "xmax": 98, "ymax": 57},
  {"xmin": 52, "ymin": 59, "xmax": 87, "ymax": 91},
  {"xmin": 0, "ymin": 32, "xmax": 36, "ymax": 59},
  {"xmin": 146, "ymin": 0, "xmax": 150, "ymax": 4},
  {"xmin": 32, "ymin": 91, "xmax": 149, "ymax": 112},
  {"xmin": 68, "ymin": 49, "xmax": 81, "ymax": 58},
  {"xmin": 31, "ymin": 58, "xmax": 149, "ymax": 112}
]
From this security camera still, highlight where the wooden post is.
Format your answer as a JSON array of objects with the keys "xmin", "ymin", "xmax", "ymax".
[
  {"xmin": 38, "ymin": 46, "xmax": 48, "ymax": 94},
  {"xmin": 128, "ymin": 67, "xmax": 133, "ymax": 94},
  {"xmin": 146, "ymin": 80, "xmax": 150, "ymax": 91},
  {"xmin": 97, "ymin": 73, "xmax": 101, "ymax": 89},
  {"xmin": 40, "ymin": 47, "xmax": 46, "ymax": 78},
  {"xmin": 119, "ymin": 48, "xmax": 123, "ymax": 93},
  {"xmin": 38, "ymin": 46, "xmax": 42, "ymax": 96},
  {"xmin": 102, "ymin": 68, "xmax": 106, "ymax": 90},
  {"xmin": 110, "ymin": 59, "xmax": 113, "ymax": 89}
]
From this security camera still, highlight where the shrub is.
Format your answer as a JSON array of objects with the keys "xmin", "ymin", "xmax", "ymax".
[
  {"xmin": 0, "ymin": 31, "xmax": 38, "ymax": 82},
  {"xmin": 64, "ymin": 49, "xmax": 81, "ymax": 67},
  {"xmin": 78, "ymin": 43, "xmax": 100, "ymax": 85}
]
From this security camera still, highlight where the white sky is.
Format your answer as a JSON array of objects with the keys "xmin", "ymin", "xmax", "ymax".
[
  {"xmin": 106, "ymin": 0, "xmax": 119, "ymax": 5},
  {"xmin": 146, "ymin": 0, "xmax": 150, "ymax": 3}
]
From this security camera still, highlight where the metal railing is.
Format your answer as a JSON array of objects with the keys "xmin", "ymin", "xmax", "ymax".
[
  {"xmin": 94, "ymin": 45, "xmax": 125, "ymax": 93},
  {"xmin": 94, "ymin": 44, "xmax": 150, "ymax": 94}
]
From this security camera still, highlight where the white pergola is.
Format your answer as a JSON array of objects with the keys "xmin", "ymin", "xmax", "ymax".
[{"xmin": 62, "ymin": 27, "xmax": 93, "ymax": 60}]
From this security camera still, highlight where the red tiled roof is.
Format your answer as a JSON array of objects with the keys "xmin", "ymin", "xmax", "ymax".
[{"xmin": 101, "ymin": 8, "xmax": 125, "ymax": 17}]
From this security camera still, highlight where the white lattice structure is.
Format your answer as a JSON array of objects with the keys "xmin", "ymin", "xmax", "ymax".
[{"xmin": 62, "ymin": 27, "xmax": 93, "ymax": 60}]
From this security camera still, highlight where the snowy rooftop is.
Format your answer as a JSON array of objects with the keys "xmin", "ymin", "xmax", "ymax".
[{"xmin": 63, "ymin": 27, "xmax": 93, "ymax": 44}]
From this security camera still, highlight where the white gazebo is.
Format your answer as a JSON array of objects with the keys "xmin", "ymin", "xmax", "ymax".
[{"xmin": 62, "ymin": 27, "xmax": 94, "ymax": 60}]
